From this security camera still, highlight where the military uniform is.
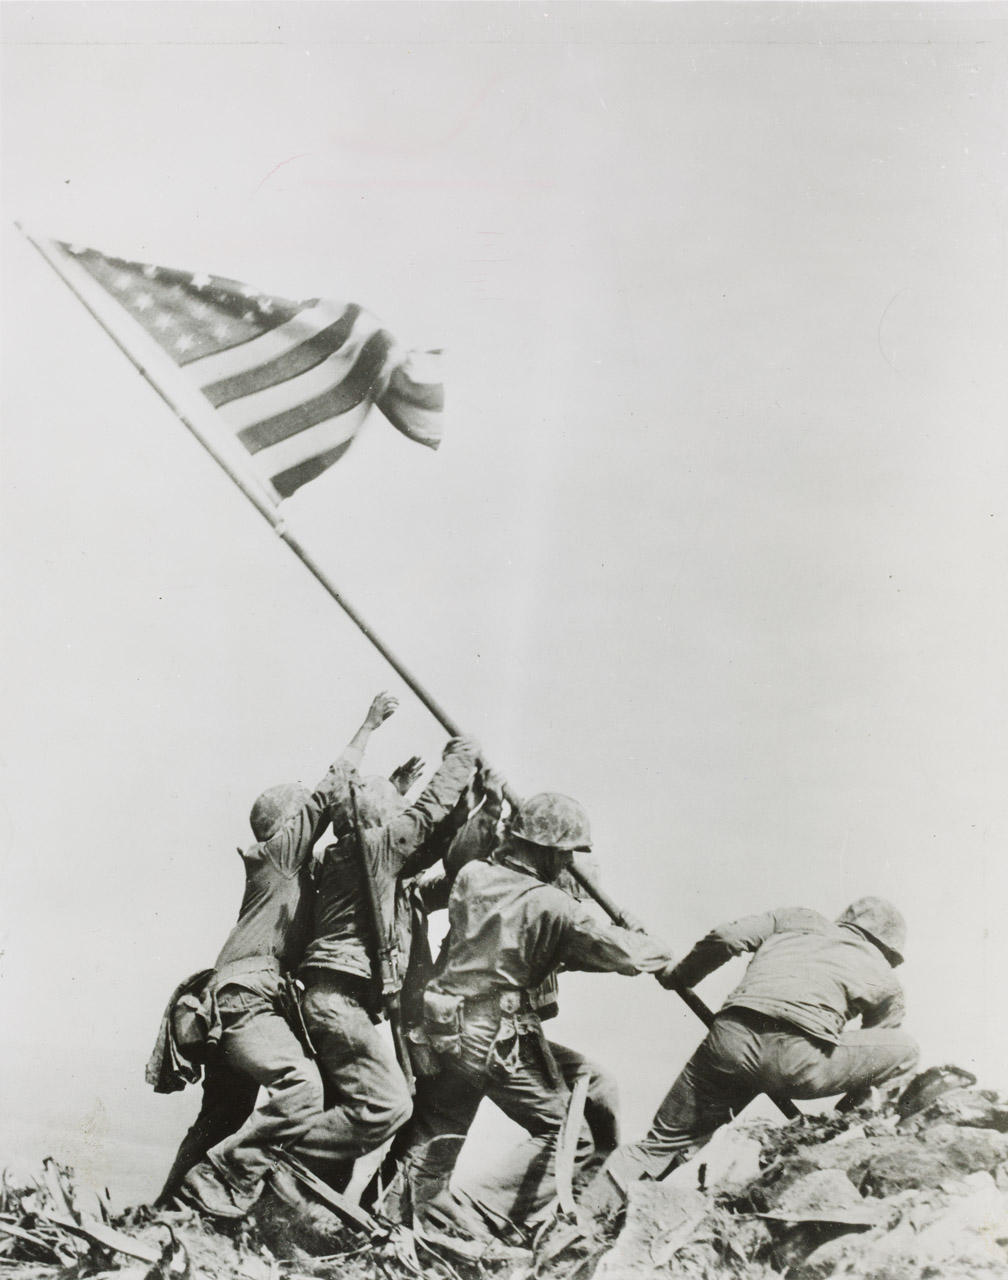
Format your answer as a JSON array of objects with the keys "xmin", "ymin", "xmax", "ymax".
[
  {"xmin": 383, "ymin": 807, "xmax": 619, "ymax": 1194},
  {"xmin": 293, "ymin": 739, "xmax": 478, "ymax": 1182},
  {"xmin": 589, "ymin": 906, "xmax": 920, "ymax": 1202},
  {"xmin": 419, "ymin": 853, "xmax": 674, "ymax": 1222},
  {"xmin": 182, "ymin": 762, "xmax": 356, "ymax": 1210}
]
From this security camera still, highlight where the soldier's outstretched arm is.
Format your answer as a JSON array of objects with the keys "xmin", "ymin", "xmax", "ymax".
[
  {"xmin": 341, "ymin": 691, "xmax": 398, "ymax": 770},
  {"xmin": 560, "ymin": 901, "xmax": 677, "ymax": 979},
  {"xmin": 660, "ymin": 908, "xmax": 810, "ymax": 990},
  {"xmin": 386, "ymin": 735, "xmax": 481, "ymax": 875}
]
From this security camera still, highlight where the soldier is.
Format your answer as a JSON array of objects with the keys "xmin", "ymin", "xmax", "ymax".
[
  {"xmin": 149, "ymin": 753, "xmax": 426, "ymax": 1206},
  {"xmin": 412, "ymin": 791, "xmax": 677, "ymax": 1228},
  {"xmin": 374, "ymin": 776, "xmax": 622, "ymax": 1221},
  {"xmin": 584, "ymin": 896, "xmax": 919, "ymax": 1214},
  {"xmin": 175, "ymin": 692, "xmax": 398, "ymax": 1219},
  {"xmin": 289, "ymin": 734, "xmax": 481, "ymax": 1189}
]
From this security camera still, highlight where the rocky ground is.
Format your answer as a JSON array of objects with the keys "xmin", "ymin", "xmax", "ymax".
[{"xmin": 3, "ymin": 1068, "xmax": 1007, "ymax": 1280}]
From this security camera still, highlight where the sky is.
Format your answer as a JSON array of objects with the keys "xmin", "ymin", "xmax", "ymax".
[{"xmin": 1, "ymin": 1, "xmax": 1007, "ymax": 1206}]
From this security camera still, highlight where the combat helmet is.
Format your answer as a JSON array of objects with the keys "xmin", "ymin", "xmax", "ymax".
[
  {"xmin": 355, "ymin": 775, "xmax": 406, "ymax": 827},
  {"xmin": 507, "ymin": 792, "xmax": 592, "ymax": 852},
  {"xmin": 250, "ymin": 782, "xmax": 312, "ymax": 842},
  {"xmin": 332, "ymin": 775, "xmax": 406, "ymax": 838},
  {"xmin": 838, "ymin": 896, "xmax": 907, "ymax": 966}
]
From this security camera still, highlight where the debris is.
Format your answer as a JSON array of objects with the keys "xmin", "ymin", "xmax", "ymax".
[
  {"xmin": 796, "ymin": 1173, "xmax": 1008, "ymax": 1279},
  {"xmin": 904, "ymin": 1086, "xmax": 1008, "ymax": 1134},
  {"xmin": 38, "ymin": 1212, "xmax": 161, "ymax": 1264},
  {"xmin": 0, "ymin": 1219, "xmax": 76, "ymax": 1266},
  {"xmin": 40, "ymin": 1159, "xmax": 77, "ymax": 1222},
  {"xmin": 594, "ymin": 1182, "xmax": 707, "ymax": 1278},
  {"xmin": 141, "ymin": 1226, "xmax": 190, "ymax": 1280},
  {"xmin": 851, "ymin": 1123, "xmax": 1008, "ymax": 1197},
  {"xmin": 754, "ymin": 1170, "xmax": 879, "ymax": 1226},
  {"xmin": 3, "ymin": 1066, "xmax": 1007, "ymax": 1278},
  {"xmin": 271, "ymin": 1153, "xmax": 387, "ymax": 1240},
  {"xmin": 894, "ymin": 1064, "xmax": 977, "ymax": 1122}
]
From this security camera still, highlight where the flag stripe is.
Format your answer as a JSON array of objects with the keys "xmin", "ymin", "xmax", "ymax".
[
  {"xmin": 236, "ymin": 331, "xmax": 394, "ymax": 454},
  {"xmin": 271, "ymin": 438, "xmax": 357, "ymax": 499},
  {"xmin": 43, "ymin": 239, "xmax": 444, "ymax": 502},
  {"xmin": 187, "ymin": 300, "xmax": 348, "ymax": 386},
  {"xmin": 219, "ymin": 318, "xmax": 390, "ymax": 433},
  {"xmin": 202, "ymin": 305, "xmax": 362, "ymax": 407},
  {"xmin": 252, "ymin": 404, "xmax": 368, "ymax": 477}
]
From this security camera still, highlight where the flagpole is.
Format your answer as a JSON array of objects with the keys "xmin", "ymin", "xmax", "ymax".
[
  {"xmin": 276, "ymin": 524, "xmax": 463, "ymax": 734},
  {"xmin": 18, "ymin": 222, "xmax": 465, "ymax": 738}
]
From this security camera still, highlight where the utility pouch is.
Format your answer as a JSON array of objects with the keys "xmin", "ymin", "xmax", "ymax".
[
  {"xmin": 422, "ymin": 990, "xmax": 464, "ymax": 1057},
  {"xmin": 406, "ymin": 1025, "xmax": 442, "ymax": 1077},
  {"xmin": 171, "ymin": 993, "xmax": 209, "ymax": 1059}
]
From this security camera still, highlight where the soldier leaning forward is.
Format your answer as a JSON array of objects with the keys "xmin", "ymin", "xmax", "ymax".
[{"xmin": 583, "ymin": 897, "xmax": 920, "ymax": 1216}]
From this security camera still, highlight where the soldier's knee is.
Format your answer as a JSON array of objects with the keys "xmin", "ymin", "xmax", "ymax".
[
  {"xmin": 360, "ymin": 1081, "xmax": 412, "ymax": 1142},
  {"xmin": 285, "ymin": 1063, "xmax": 325, "ymax": 1113},
  {"xmin": 387, "ymin": 1091, "xmax": 413, "ymax": 1136}
]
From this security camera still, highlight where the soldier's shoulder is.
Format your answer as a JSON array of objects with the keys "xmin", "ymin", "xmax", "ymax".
[
  {"xmin": 774, "ymin": 905, "xmax": 835, "ymax": 934},
  {"xmin": 455, "ymin": 857, "xmax": 492, "ymax": 886}
]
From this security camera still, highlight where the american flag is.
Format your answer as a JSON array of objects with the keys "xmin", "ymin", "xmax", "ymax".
[{"xmin": 49, "ymin": 241, "xmax": 444, "ymax": 500}]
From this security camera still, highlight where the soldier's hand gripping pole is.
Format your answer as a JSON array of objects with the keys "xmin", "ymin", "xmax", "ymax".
[
  {"xmin": 349, "ymin": 781, "xmax": 416, "ymax": 1095},
  {"xmin": 566, "ymin": 863, "xmax": 801, "ymax": 1120}
]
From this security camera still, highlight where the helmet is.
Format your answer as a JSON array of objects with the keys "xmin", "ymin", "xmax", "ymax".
[
  {"xmin": 250, "ymin": 782, "xmax": 312, "ymax": 842},
  {"xmin": 838, "ymin": 896, "xmax": 906, "ymax": 965},
  {"xmin": 356, "ymin": 775, "xmax": 406, "ymax": 827},
  {"xmin": 507, "ymin": 792, "xmax": 592, "ymax": 852},
  {"xmin": 333, "ymin": 775, "xmax": 406, "ymax": 838}
]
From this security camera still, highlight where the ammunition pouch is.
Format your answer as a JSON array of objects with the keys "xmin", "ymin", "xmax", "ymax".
[{"xmin": 422, "ymin": 989, "xmax": 465, "ymax": 1058}]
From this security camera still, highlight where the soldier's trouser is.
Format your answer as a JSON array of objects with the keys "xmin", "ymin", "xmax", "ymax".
[
  {"xmin": 425, "ymin": 1011, "xmax": 598, "ymax": 1224},
  {"xmin": 391, "ymin": 1041, "xmax": 619, "ymax": 1172},
  {"xmin": 205, "ymin": 973, "xmax": 325, "ymax": 1194},
  {"xmin": 590, "ymin": 1010, "xmax": 919, "ymax": 1200},
  {"xmin": 157, "ymin": 1053, "xmax": 260, "ymax": 1203},
  {"xmin": 294, "ymin": 978, "xmax": 413, "ymax": 1185}
]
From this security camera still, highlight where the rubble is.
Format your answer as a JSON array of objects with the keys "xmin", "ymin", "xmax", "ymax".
[
  {"xmin": 570, "ymin": 1072, "xmax": 1008, "ymax": 1279},
  {"xmin": 3, "ymin": 1071, "xmax": 1007, "ymax": 1279}
]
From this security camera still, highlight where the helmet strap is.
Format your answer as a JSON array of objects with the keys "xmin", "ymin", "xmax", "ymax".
[{"xmin": 500, "ymin": 839, "xmax": 559, "ymax": 882}]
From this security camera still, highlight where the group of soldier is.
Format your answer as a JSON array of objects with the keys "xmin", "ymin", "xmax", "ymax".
[{"xmin": 146, "ymin": 692, "xmax": 920, "ymax": 1246}]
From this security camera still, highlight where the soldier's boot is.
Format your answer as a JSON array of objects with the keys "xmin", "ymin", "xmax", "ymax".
[
  {"xmin": 253, "ymin": 1165, "xmax": 356, "ymax": 1256},
  {"xmin": 176, "ymin": 1161, "xmax": 258, "ymax": 1220}
]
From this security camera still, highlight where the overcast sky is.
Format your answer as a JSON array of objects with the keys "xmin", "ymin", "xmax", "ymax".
[{"xmin": 2, "ymin": 1, "xmax": 1007, "ymax": 1205}]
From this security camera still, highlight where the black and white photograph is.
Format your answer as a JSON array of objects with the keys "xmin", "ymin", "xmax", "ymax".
[{"xmin": 2, "ymin": 3, "xmax": 1007, "ymax": 1277}]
